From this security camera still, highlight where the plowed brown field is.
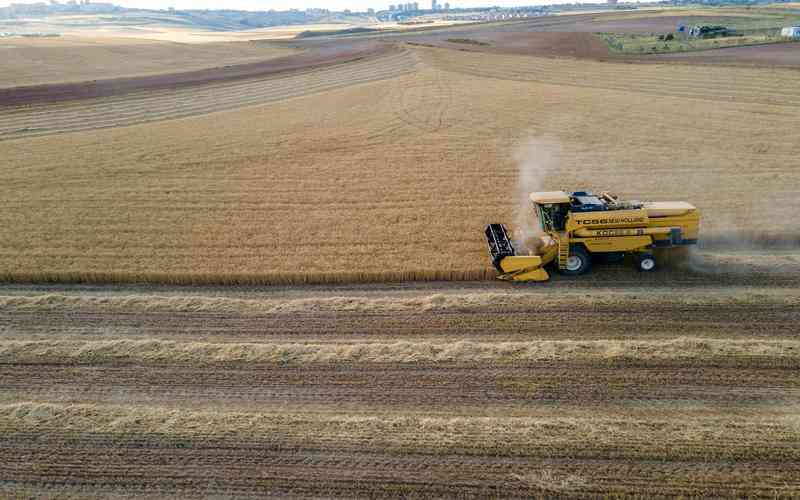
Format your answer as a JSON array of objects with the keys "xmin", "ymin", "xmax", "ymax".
[{"xmin": 2, "ymin": 279, "xmax": 799, "ymax": 497}]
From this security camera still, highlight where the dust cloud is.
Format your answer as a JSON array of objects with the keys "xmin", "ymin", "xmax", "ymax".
[
  {"xmin": 686, "ymin": 194, "xmax": 800, "ymax": 276},
  {"xmin": 511, "ymin": 137, "xmax": 561, "ymax": 255}
]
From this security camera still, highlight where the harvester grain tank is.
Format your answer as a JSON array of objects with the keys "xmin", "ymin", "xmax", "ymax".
[{"xmin": 485, "ymin": 190, "xmax": 700, "ymax": 281}]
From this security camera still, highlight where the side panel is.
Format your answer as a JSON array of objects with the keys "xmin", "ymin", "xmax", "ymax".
[
  {"xmin": 568, "ymin": 209, "xmax": 649, "ymax": 230},
  {"xmin": 576, "ymin": 235, "xmax": 653, "ymax": 253},
  {"xmin": 647, "ymin": 211, "xmax": 701, "ymax": 242}
]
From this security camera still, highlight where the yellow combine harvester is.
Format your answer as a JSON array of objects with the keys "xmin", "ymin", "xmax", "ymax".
[{"xmin": 485, "ymin": 190, "xmax": 700, "ymax": 281}]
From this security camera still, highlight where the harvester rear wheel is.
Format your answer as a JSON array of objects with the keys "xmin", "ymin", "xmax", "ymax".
[
  {"xmin": 560, "ymin": 245, "xmax": 591, "ymax": 276},
  {"xmin": 636, "ymin": 253, "xmax": 657, "ymax": 272}
]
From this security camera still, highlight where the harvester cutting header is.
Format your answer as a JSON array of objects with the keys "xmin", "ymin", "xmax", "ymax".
[{"xmin": 485, "ymin": 190, "xmax": 700, "ymax": 281}]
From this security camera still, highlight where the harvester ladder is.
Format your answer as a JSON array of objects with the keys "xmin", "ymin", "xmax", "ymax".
[{"xmin": 557, "ymin": 233, "xmax": 569, "ymax": 270}]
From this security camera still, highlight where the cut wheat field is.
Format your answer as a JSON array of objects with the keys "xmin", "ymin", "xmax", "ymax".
[
  {"xmin": 1, "ymin": 45, "xmax": 799, "ymax": 284},
  {"xmin": 2, "ymin": 281, "xmax": 799, "ymax": 497}
]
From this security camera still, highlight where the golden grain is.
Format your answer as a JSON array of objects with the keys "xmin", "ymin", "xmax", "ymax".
[
  {"xmin": 1, "ymin": 337, "xmax": 797, "ymax": 365},
  {"xmin": 2, "ymin": 402, "xmax": 797, "ymax": 460},
  {"xmin": 1, "ymin": 289, "xmax": 796, "ymax": 313},
  {"xmin": 1, "ymin": 46, "xmax": 798, "ymax": 284}
]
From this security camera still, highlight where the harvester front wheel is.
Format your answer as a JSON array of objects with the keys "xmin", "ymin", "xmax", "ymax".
[
  {"xmin": 636, "ymin": 253, "xmax": 657, "ymax": 272},
  {"xmin": 561, "ymin": 246, "xmax": 591, "ymax": 276}
]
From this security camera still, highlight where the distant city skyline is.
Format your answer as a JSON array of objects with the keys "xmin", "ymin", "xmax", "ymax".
[{"xmin": 0, "ymin": 0, "xmax": 591, "ymax": 11}]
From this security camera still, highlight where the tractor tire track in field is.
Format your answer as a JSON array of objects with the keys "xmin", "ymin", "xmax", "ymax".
[
  {"xmin": 2, "ymin": 303, "xmax": 798, "ymax": 343},
  {"xmin": 0, "ymin": 49, "xmax": 418, "ymax": 141},
  {"xmin": 1, "ymin": 282, "xmax": 799, "ymax": 497},
  {"xmin": 3, "ymin": 364, "xmax": 799, "ymax": 411},
  {"xmin": 2, "ymin": 442, "xmax": 799, "ymax": 498},
  {"xmin": 390, "ymin": 66, "xmax": 455, "ymax": 134}
]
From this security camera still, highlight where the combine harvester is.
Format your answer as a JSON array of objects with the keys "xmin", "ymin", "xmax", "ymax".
[{"xmin": 485, "ymin": 190, "xmax": 700, "ymax": 281}]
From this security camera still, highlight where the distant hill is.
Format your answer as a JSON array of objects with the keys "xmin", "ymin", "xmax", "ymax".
[{"xmin": 0, "ymin": 3, "xmax": 375, "ymax": 32}]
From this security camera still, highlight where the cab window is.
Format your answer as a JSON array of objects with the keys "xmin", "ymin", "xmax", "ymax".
[{"xmin": 537, "ymin": 203, "xmax": 568, "ymax": 232}]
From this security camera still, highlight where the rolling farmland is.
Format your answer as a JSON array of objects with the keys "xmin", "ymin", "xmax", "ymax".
[
  {"xmin": 1, "ymin": 44, "xmax": 799, "ymax": 284},
  {"xmin": 0, "ymin": 48, "xmax": 417, "ymax": 140},
  {"xmin": 1, "ymin": 8, "xmax": 800, "ymax": 497},
  {"xmin": 0, "ymin": 36, "xmax": 298, "ymax": 89}
]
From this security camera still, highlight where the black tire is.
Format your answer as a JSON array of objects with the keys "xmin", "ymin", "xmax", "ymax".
[
  {"xmin": 636, "ymin": 253, "xmax": 657, "ymax": 272},
  {"xmin": 560, "ymin": 245, "xmax": 592, "ymax": 276}
]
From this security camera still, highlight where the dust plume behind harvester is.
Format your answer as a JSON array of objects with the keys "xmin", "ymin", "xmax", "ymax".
[{"xmin": 486, "ymin": 191, "xmax": 700, "ymax": 281}]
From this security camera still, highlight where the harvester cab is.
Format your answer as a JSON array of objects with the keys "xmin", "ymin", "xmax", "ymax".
[{"xmin": 485, "ymin": 190, "xmax": 700, "ymax": 282}]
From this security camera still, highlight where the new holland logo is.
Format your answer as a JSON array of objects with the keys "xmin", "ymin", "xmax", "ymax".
[{"xmin": 579, "ymin": 217, "xmax": 644, "ymax": 225}]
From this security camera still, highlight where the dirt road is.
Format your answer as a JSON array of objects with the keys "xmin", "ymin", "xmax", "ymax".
[{"xmin": 2, "ymin": 274, "xmax": 799, "ymax": 497}]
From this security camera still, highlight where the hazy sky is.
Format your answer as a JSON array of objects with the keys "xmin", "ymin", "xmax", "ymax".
[{"xmin": 0, "ymin": 0, "xmax": 566, "ymax": 12}]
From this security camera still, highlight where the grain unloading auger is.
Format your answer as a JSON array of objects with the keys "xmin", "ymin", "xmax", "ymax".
[{"xmin": 486, "ymin": 191, "xmax": 700, "ymax": 281}]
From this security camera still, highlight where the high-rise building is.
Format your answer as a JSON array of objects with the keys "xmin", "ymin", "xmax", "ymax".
[
  {"xmin": 431, "ymin": 0, "xmax": 438, "ymax": 10},
  {"xmin": 444, "ymin": 2, "xmax": 450, "ymax": 9}
]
